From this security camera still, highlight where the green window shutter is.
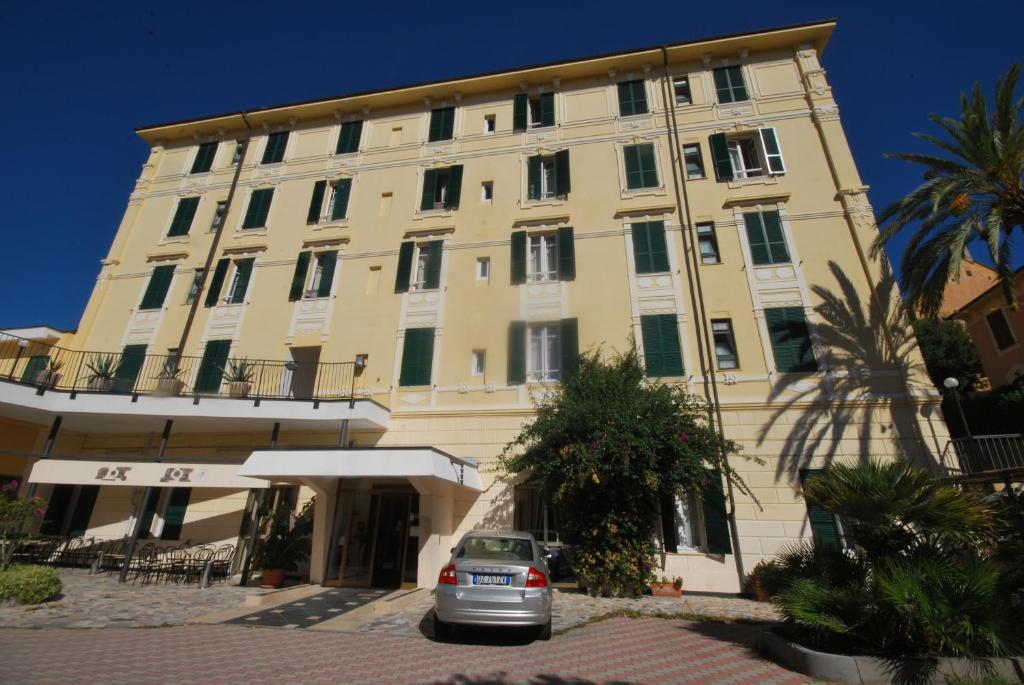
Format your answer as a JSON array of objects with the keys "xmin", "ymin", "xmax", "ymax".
[
  {"xmin": 445, "ymin": 165, "xmax": 463, "ymax": 209},
  {"xmin": 560, "ymin": 318, "xmax": 579, "ymax": 379},
  {"xmin": 638, "ymin": 144, "xmax": 658, "ymax": 188},
  {"xmin": 799, "ymin": 469, "xmax": 841, "ymax": 551},
  {"xmin": 21, "ymin": 355, "xmax": 49, "ymax": 383},
  {"xmin": 228, "ymin": 258, "xmax": 254, "ymax": 304},
  {"xmin": 316, "ymin": 251, "xmax": 338, "ymax": 298},
  {"xmin": 307, "ymin": 181, "xmax": 327, "ymax": 224},
  {"xmin": 423, "ymin": 240, "xmax": 443, "ymax": 289},
  {"xmin": 540, "ymin": 92, "xmax": 555, "ymax": 126},
  {"xmin": 67, "ymin": 485, "xmax": 100, "ymax": 538},
  {"xmin": 190, "ymin": 142, "xmax": 217, "ymax": 174},
  {"xmin": 428, "ymin": 107, "xmax": 454, "ymax": 142},
  {"xmin": 113, "ymin": 344, "xmax": 147, "ymax": 393},
  {"xmin": 709, "ymin": 133, "xmax": 733, "ymax": 181},
  {"xmin": 701, "ymin": 469, "xmax": 732, "ymax": 554},
  {"xmin": 660, "ymin": 492, "xmax": 679, "ymax": 553},
  {"xmin": 289, "ymin": 251, "xmax": 311, "ymax": 301},
  {"xmin": 624, "ymin": 145, "xmax": 642, "ymax": 189},
  {"xmin": 637, "ymin": 221, "xmax": 670, "ymax": 273},
  {"xmin": 631, "ymin": 221, "xmax": 651, "ymax": 273},
  {"xmin": 641, "ymin": 314, "xmax": 683, "ymax": 377},
  {"xmin": 195, "ymin": 340, "xmax": 231, "ymax": 394},
  {"xmin": 394, "ymin": 241, "xmax": 414, "ymax": 293},
  {"xmin": 399, "ymin": 328, "xmax": 435, "ymax": 386},
  {"xmin": 507, "ymin": 321, "xmax": 527, "ymax": 385},
  {"xmin": 513, "ymin": 93, "xmax": 528, "ymax": 132},
  {"xmin": 744, "ymin": 212, "xmax": 771, "ymax": 265},
  {"xmin": 765, "ymin": 307, "xmax": 818, "ymax": 373},
  {"xmin": 336, "ymin": 120, "xmax": 363, "ymax": 154},
  {"xmin": 140, "ymin": 265, "xmax": 175, "ymax": 310},
  {"xmin": 204, "ymin": 258, "xmax": 230, "ymax": 307},
  {"xmin": 554, "ymin": 149, "xmax": 570, "ymax": 195},
  {"xmin": 557, "ymin": 226, "xmax": 575, "ymax": 281},
  {"xmin": 713, "ymin": 67, "xmax": 733, "ymax": 103},
  {"xmin": 641, "ymin": 315, "xmax": 665, "ymax": 376},
  {"xmin": 527, "ymin": 155, "xmax": 542, "ymax": 200},
  {"xmin": 510, "ymin": 231, "xmax": 527, "ymax": 285},
  {"xmin": 160, "ymin": 487, "xmax": 191, "ymax": 540},
  {"xmin": 759, "ymin": 128, "xmax": 785, "ymax": 174},
  {"xmin": 262, "ymin": 131, "xmax": 288, "ymax": 164},
  {"xmin": 242, "ymin": 189, "xmax": 273, "ymax": 229},
  {"xmin": 330, "ymin": 179, "xmax": 352, "ymax": 220},
  {"xmin": 728, "ymin": 66, "xmax": 748, "ymax": 102},
  {"xmin": 167, "ymin": 197, "xmax": 200, "ymax": 237},
  {"xmin": 762, "ymin": 211, "xmax": 790, "ymax": 263},
  {"xmin": 420, "ymin": 170, "xmax": 437, "ymax": 211}
]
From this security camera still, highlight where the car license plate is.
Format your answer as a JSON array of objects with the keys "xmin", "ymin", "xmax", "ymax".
[{"xmin": 473, "ymin": 574, "xmax": 510, "ymax": 586}]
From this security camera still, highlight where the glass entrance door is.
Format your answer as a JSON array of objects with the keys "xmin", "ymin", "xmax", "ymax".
[{"xmin": 326, "ymin": 488, "xmax": 418, "ymax": 589}]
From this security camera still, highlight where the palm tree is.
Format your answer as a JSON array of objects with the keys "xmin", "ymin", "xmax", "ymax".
[{"xmin": 873, "ymin": 64, "xmax": 1024, "ymax": 317}]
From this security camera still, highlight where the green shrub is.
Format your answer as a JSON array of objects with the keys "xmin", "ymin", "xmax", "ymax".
[{"xmin": 0, "ymin": 564, "xmax": 62, "ymax": 604}]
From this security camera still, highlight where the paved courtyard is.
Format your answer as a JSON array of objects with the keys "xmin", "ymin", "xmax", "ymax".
[{"xmin": 0, "ymin": 617, "xmax": 809, "ymax": 684}]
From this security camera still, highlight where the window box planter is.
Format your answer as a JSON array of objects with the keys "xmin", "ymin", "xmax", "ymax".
[
  {"xmin": 35, "ymin": 371, "xmax": 61, "ymax": 389},
  {"xmin": 153, "ymin": 378, "xmax": 185, "ymax": 397},
  {"xmin": 650, "ymin": 582, "xmax": 683, "ymax": 598},
  {"xmin": 87, "ymin": 378, "xmax": 114, "ymax": 392},
  {"xmin": 227, "ymin": 381, "xmax": 251, "ymax": 398}
]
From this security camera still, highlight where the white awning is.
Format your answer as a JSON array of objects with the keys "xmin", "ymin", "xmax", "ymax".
[
  {"xmin": 28, "ymin": 459, "xmax": 269, "ymax": 489},
  {"xmin": 238, "ymin": 448, "xmax": 482, "ymax": 492}
]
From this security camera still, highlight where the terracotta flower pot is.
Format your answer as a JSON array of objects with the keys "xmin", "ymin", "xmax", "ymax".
[
  {"xmin": 260, "ymin": 568, "xmax": 285, "ymax": 588},
  {"xmin": 154, "ymin": 378, "xmax": 184, "ymax": 397},
  {"xmin": 650, "ymin": 582, "xmax": 683, "ymax": 598},
  {"xmin": 752, "ymin": 578, "xmax": 772, "ymax": 602},
  {"xmin": 36, "ymin": 371, "xmax": 61, "ymax": 389},
  {"xmin": 227, "ymin": 381, "xmax": 251, "ymax": 398},
  {"xmin": 88, "ymin": 378, "xmax": 114, "ymax": 392}
]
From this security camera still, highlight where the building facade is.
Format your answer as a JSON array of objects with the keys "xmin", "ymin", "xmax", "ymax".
[
  {"xmin": 0, "ymin": 20, "xmax": 949, "ymax": 593},
  {"xmin": 947, "ymin": 268, "xmax": 1024, "ymax": 389}
]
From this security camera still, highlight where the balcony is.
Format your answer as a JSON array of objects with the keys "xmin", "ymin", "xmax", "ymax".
[
  {"xmin": 940, "ymin": 434, "xmax": 1024, "ymax": 479},
  {"xmin": 0, "ymin": 332, "xmax": 388, "ymax": 432}
]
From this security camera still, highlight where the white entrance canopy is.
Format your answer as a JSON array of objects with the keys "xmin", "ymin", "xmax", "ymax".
[
  {"xmin": 28, "ymin": 459, "xmax": 269, "ymax": 489},
  {"xmin": 238, "ymin": 447, "xmax": 482, "ymax": 492}
]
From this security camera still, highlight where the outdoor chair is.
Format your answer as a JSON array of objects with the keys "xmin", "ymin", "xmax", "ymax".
[
  {"xmin": 98, "ymin": 538, "xmax": 127, "ymax": 573},
  {"xmin": 31, "ymin": 537, "xmax": 62, "ymax": 565},
  {"xmin": 182, "ymin": 546, "xmax": 214, "ymax": 585},
  {"xmin": 157, "ymin": 547, "xmax": 191, "ymax": 584},
  {"xmin": 210, "ymin": 544, "xmax": 236, "ymax": 582},
  {"xmin": 127, "ymin": 543, "xmax": 157, "ymax": 584},
  {"xmin": 56, "ymin": 537, "xmax": 87, "ymax": 566}
]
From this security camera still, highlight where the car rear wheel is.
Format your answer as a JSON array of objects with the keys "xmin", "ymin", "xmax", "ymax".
[
  {"xmin": 536, "ymin": 618, "xmax": 552, "ymax": 641},
  {"xmin": 433, "ymin": 612, "xmax": 453, "ymax": 640}
]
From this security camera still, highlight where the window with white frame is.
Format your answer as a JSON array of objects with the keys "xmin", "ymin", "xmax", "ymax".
[
  {"xmin": 712, "ymin": 319, "xmax": 738, "ymax": 369},
  {"xmin": 727, "ymin": 138, "xmax": 765, "ymax": 179},
  {"xmin": 696, "ymin": 223, "xmax": 720, "ymax": 264},
  {"xmin": 224, "ymin": 259, "xmax": 253, "ymax": 304},
  {"xmin": 673, "ymin": 76, "xmax": 692, "ymax": 105},
  {"xmin": 484, "ymin": 114, "xmax": 496, "ymax": 134},
  {"xmin": 481, "ymin": 181, "xmax": 493, "ymax": 202},
  {"xmin": 528, "ymin": 324, "xmax": 560, "ymax": 382},
  {"xmin": 538, "ymin": 158, "xmax": 556, "ymax": 199},
  {"xmin": 528, "ymin": 234, "xmax": 558, "ymax": 283},
  {"xmin": 683, "ymin": 144, "xmax": 705, "ymax": 179},
  {"xmin": 476, "ymin": 257, "xmax": 490, "ymax": 282},
  {"xmin": 185, "ymin": 269, "xmax": 204, "ymax": 304},
  {"xmin": 471, "ymin": 350, "xmax": 486, "ymax": 376},
  {"xmin": 210, "ymin": 201, "xmax": 227, "ymax": 231},
  {"xmin": 231, "ymin": 142, "xmax": 244, "ymax": 165},
  {"xmin": 305, "ymin": 253, "xmax": 330, "ymax": 299},
  {"xmin": 413, "ymin": 247, "xmax": 430, "ymax": 291},
  {"xmin": 662, "ymin": 492, "xmax": 703, "ymax": 552}
]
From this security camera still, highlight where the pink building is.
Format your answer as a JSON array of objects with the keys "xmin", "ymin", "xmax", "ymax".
[{"xmin": 947, "ymin": 267, "xmax": 1024, "ymax": 389}]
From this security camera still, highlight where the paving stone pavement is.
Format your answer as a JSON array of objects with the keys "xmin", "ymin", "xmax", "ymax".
[
  {"xmin": 226, "ymin": 587, "xmax": 389, "ymax": 628},
  {"xmin": 0, "ymin": 618, "xmax": 810, "ymax": 684},
  {"xmin": 361, "ymin": 589, "xmax": 780, "ymax": 638},
  {"xmin": 0, "ymin": 568, "xmax": 265, "ymax": 628}
]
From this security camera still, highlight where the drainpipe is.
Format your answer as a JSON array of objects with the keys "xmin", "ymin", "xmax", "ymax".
[
  {"xmin": 173, "ymin": 113, "xmax": 253, "ymax": 361},
  {"xmin": 659, "ymin": 47, "xmax": 746, "ymax": 589}
]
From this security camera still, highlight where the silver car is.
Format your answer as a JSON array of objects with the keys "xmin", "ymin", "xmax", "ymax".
[{"xmin": 434, "ymin": 530, "xmax": 553, "ymax": 640}]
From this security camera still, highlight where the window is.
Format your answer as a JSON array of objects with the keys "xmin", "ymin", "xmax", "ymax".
[
  {"xmin": 481, "ymin": 181, "xmax": 493, "ymax": 203},
  {"xmin": 428, "ymin": 107, "xmax": 455, "ymax": 142},
  {"xmin": 210, "ymin": 201, "xmax": 227, "ymax": 231},
  {"xmin": 231, "ymin": 142, "xmax": 244, "ymax": 165},
  {"xmin": 158, "ymin": 487, "xmax": 192, "ymax": 540},
  {"xmin": 471, "ymin": 350, "xmax": 486, "ymax": 376},
  {"xmin": 190, "ymin": 142, "xmax": 217, "ymax": 174},
  {"xmin": 242, "ymin": 188, "xmax": 273, "ymax": 229},
  {"xmin": 696, "ymin": 223, "xmax": 720, "ymax": 264},
  {"xmin": 529, "ymin": 234, "xmax": 559, "ymax": 283},
  {"xmin": 40, "ymin": 485, "xmax": 100, "ymax": 537},
  {"xmin": 743, "ymin": 210, "xmax": 790, "ymax": 266},
  {"xmin": 399, "ymin": 327, "xmax": 435, "ymax": 386},
  {"xmin": 711, "ymin": 319, "xmax": 738, "ymax": 369},
  {"xmin": 528, "ymin": 93, "xmax": 555, "ymax": 128},
  {"xmin": 420, "ymin": 165, "xmax": 464, "ymax": 211},
  {"xmin": 631, "ymin": 221, "xmax": 670, "ymax": 274},
  {"xmin": 335, "ymin": 120, "xmax": 363, "ymax": 154},
  {"xmin": 514, "ymin": 484, "xmax": 562, "ymax": 546},
  {"xmin": 185, "ymin": 269, "xmax": 204, "ymax": 304},
  {"xmin": 394, "ymin": 241, "xmax": 443, "ymax": 292},
  {"xmin": 167, "ymin": 197, "xmax": 200, "ymax": 237},
  {"xmin": 484, "ymin": 115, "xmax": 496, "ymax": 134},
  {"xmin": 709, "ymin": 129, "xmax": 785, "ymax": 181},
  {"xmin": 640, "ymin": 314, "xmax": 684, "ymax": 377},
  {"xmin": 713, "ymin": 65, "xmax": 748, "ymax": 104},
  {"xmin": 527, "ymin": 150, "xmax": 570, "ymax": 200},
  {"xmin": 476, "ymin": 257, "xmax": 490, "ymax": 282},
  {"xmin": 139, "ymin": 265, "xmax": 175, "ymax": 311},
  {"xmin": 623, "ymin": 144, "xmax": 659, "ymax": 189},
  {"xmin": 765, "ymin": 307, "xmax": 818, "ymax": 373},
  {"xmin": 327, "ymin": 179, "xmax": 352, "ymax": 221},
  {"xmin": 225, "ymin": 259, "xmax": 254, "ymax": 304},
  {"xmin": 987, "ymin": 309, "xmax": 1017, "ymax": 350},
  {"xmin": 799, "ymin": 469, "xmax": 844, "ymax": 550},
  {"xmin": 413, "ymin": 248, "xmax": 430, "ymax": 290},
  {"xmin": 617, "ymin": 80, "xmax": 649, "ymax": 116},
  {"xmin": 528, "ymin": 324, "xmax": 561, "ymax": 382},
  {"xmin": 261, "ymin": 131, "xmax": 289, "ymax": 164},
  {"xmin": 289, "ymin": 251, "xmax": 337, "ymax": 300},
  {"xmin": 204, "ymin": 259, "xmax": 229, "ymax": 307},
  {"xmin": 683, "ymin": 144, "xmax": 704, "ymax": 179},
  {"xmin": 673, "ymin": 76, "xmax": 692, "ymax": 105},
  {"xmin": 660, "ymin": 492, "xmax": 703, "ymax": 553}
]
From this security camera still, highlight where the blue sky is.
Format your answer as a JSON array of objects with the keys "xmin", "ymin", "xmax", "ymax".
[{"xmin": 1, "ymin": 1, "xmax": 1021, "ymax": 331}]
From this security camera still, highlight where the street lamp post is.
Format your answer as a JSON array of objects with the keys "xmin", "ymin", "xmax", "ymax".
[{"xmin": 942, "ymin": 377, "xmax": 972, "ymax": 439}]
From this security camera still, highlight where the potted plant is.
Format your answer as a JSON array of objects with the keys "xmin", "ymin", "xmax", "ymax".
[
  {"xmin": 253, "ymin": 505, "xmax": 312, "ymax": 588},
  {"xmin": 84, "ymin": 354, "xmax": 118, "ymax": 391},
  {"xmin": 35, "ymin": 358, "xmax": 64, "ymax": 389},
  {"xmin": 745, "ymin": 559, "xmax": 784, "ymax": 602},
  {"xmin": 153, "ymin": 361, "xmax": 187, "ymax": 397},
  {"xmin": 650, "ymin": 575, "xmax": 684, "ymax": 598},
  {"xmin": 222, "ymin": 358, "xmax": 255, "ymax": 398}
]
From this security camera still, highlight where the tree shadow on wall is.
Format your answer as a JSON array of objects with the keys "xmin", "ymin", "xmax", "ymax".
[{"xmin": 757, "ymin": 260, "xmax": 943, "ymax": 484}]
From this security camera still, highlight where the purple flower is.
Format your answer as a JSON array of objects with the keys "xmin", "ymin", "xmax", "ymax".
[
  {"xmin": 677, "ymin": 432, "xmax": 689, "ymax": 443},
  {"xmin": 34, "ymin": 507, "xmax": 47, "ymax": 518}
]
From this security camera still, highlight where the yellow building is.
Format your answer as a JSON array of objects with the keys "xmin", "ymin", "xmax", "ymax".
[{"xmin": 0, "ymin": 19, "xmax": 949, "ymax": 593}]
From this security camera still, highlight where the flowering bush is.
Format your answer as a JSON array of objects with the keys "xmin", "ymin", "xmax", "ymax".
[{"xmin": 0, "ymin": 480, "xmax": 47, "ymax": 567}]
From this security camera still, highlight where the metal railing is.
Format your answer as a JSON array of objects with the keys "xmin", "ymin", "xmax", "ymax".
[
  {"xmin": 940, "ymin": 434, "xmax": 1024, "ymax": 477},
  {"xmin": 0, "ymin": 331, "xmax": 356, "ymax": 402}
]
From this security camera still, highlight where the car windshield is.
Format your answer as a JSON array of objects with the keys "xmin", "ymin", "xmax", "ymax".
[{"xmin": 457, "ymin": 536, "xmax": 533, "ymax": 562}]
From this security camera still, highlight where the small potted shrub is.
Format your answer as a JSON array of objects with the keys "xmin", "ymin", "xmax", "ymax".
[
  {"xmin": 222, "ymin": 358, "xmax": 255, "ymax": 398},
  {"xmin": 745, "ymin": 559, "xmax": 785, "ymax": 602},
  {"xmin": 84, "ymin": 354, "xmax": 118, "ymax": 392},
  {"xmin": 35, "ymin": 358, "xmax": 64, "ymax": 389},
  {"xmin": 254, "ymin": 507, "xmax": 311, "ymax": 588},
  {"xmin": 650, "ymin": 575, "xmax": 684, "ymax": 598},
  {"xmin": 153, "ymin": 361, "xmax": 187, "ymax": 397}
]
